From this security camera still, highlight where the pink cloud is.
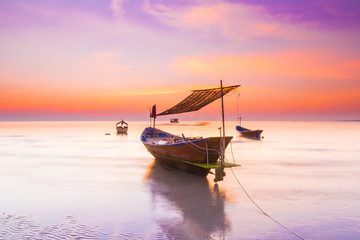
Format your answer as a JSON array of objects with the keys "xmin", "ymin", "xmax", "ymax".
[
  {"xmin": 142, "ymin": 1, "xmax": 302, "ymax": 41},
  {"xmin": 171, "ymin": 50, "xmax": 360, "ymax": 82},
  {"xmin": 110, "ymin": 0, "xmax": 126, "ymax": 18},
  {"xmin": 77, "ymin": 51, "xmax": 134, "ymax": 76}
]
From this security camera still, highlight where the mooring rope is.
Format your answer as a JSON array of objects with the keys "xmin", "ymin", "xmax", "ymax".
[
  {"xmin": 230, "ymin": 141, "xmax": 237, "ymax": 164},
  {"xmin": 186, "ymin": 139, "xmax": 220, "ymax": 155},
  {"xmin": 228, "ymin": 143, "xmax": 305, "ymax": 240}
]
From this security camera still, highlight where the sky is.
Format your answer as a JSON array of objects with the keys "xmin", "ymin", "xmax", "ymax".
[{"xmin": 0, "ymin": 0, "xmax": 359, "ymax": 121}]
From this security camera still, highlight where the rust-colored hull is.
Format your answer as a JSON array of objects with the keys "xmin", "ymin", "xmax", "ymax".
[
  {"xmin": 141, "ymin": 127, "xmax": 232, "ymax": 163},
  {"xmin": 141, "ymin": 128, "xmax": 233, "ymax": 176},
  {"xmin": 143, "ymin": 136, "xmax": 232, "ymax": 164}
]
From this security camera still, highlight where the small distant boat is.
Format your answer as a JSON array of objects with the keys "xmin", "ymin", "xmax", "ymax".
[
  {"xmin": 170, "ymin": 118, "xmax": 179, "ymax": 123},
  {"xmin": 236, "ymin": 92, "xmax": 263, "ymax": 139},
  {"xmin": 236, "ymin": 125, "xmax": 263, "ymax": 139},
  {"xmin": 116, "ymin": 119, "xmax": 128, "ymax": 134},
  {"xmin": 141, "ymin": 81, "xmax": 240, "ymax": 181}
]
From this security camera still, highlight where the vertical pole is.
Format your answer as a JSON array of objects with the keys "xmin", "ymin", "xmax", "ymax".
[
  {"xmin": 220, "ymin": 80, "xmax": 225, "ymax": 167},
  {"xmin": 206, "ymin": 142, "xmax": 209, "ymax": 165},
  {"xmin": 237, "ymin": 93, "xmax": 239, "ymax": 121},
  {"xmin": 153, "ymin": 105, "xmax": 156, "ymax": 128},
  {"xmin": 149, "ymin": 109, "xmax": 151, "ymax": 127}
]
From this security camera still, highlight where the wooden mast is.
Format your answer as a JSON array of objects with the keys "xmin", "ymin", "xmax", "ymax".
[
  {"xmin": 237, "ymin": 92, "xmax": 242, "ymax": 126},
  {"xmin": 220, "ymin": 80, "xmax": 225, "ymax": 167},
  {"xmin": 215, "ymin": 80, "xmax": 226, "ymax": 182}
]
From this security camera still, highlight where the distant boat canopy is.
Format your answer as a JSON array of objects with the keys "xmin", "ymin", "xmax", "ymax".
[{"xmin": 157, "ymin": 85, "xmax": 240, "ymax": 116}]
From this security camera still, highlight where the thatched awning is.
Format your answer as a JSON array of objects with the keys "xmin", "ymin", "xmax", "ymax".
[{"xmin": 157, "ymin": 85, "xmax": 240, "ymax": 116}]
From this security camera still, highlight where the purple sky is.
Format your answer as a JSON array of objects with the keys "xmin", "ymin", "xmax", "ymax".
[{"xmin": 1, "ymin": 0, "xmax": 359, "ymax": 121}]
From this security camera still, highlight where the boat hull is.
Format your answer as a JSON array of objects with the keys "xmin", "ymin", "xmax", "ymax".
[
  {"xmin": 238, "ymin": 129, "xmax": 263, "ymax": 139},
  {"xmin": 236, "ymin": 126, "xmax": 263, "ymax": 139},
  {"xmin": 143, "ymin": 136, "xmax": 232, "ymax": 164},
  {"xmin": 117, "ymin": 127, "xmax": 128, "ymax": 134},
  {"xmin": 170, "ymin": 118, "xmax": 179, "ymax": 123},
  {"xmin": 141, "ymin": 128, "xmax": 233, "ymax": 176}
]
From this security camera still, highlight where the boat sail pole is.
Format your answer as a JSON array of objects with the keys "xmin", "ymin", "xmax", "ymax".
[
  {"xmin": 215, "ymin": 80, "xmax": 226, "ymax": 182},
  {"xmin": 220, "ymin": 80, "xmax": 225, "ymax": 167},
  {"xmin": 237, "ymin": 92, "xmax": 242, "ymax": 126}
]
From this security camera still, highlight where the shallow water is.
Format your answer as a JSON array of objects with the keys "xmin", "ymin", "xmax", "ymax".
[{"xmin": 0, "ymin": 121, "xmax": 359, "ymax": 240}]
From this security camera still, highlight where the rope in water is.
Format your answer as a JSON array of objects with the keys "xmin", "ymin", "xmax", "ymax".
[{"xmin": 228, "ymin": 142, "xmax": 305, "ymax": 240}]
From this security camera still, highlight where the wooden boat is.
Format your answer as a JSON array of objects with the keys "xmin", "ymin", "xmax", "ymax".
[
  {"xmin": 116, "ymin": 119, "xmax": 128, "ymax": 134},
  {"xmin": 170, "ymin": 118, "xmax": 179, "ymax": 123},
  {"xmin": 141, "ymin": 127, "xmax": 234, "ymax": 177},
  {"xmin": 141, "ymin": 81, "xmax": 240, "ymax": 181},
  {"xmin": 236, "ymin": 125, "xmax": 263, "ymax": 139},
  {"xmin": 235, "ymin": 116, "xmax": 263, "ymax": 139}
]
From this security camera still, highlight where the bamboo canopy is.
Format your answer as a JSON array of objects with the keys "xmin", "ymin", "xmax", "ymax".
[{"xmin": 157, "ymin": 85, "xmax": 240, "ymax": 116}]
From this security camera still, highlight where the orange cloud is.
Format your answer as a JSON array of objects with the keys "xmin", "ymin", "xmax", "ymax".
[{"xmin": 171, "ymin": 50, "xmax": 360, "ymax": 81}]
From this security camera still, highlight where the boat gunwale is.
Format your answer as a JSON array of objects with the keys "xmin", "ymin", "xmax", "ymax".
[
  {"xmin": 141, "ymin": 127, "xmax": 232, "ymax": 147},
  {"xmin": 141, "ymin": 137, "xmax": 208, "ymax": 147}
]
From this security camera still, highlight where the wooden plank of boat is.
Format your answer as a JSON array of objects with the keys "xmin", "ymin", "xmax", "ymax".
[
  {"xmin": 141, "ymin": 127, "xmax": 233, "ymax": 164},
  {"xmin": 141, "ymin": 126, "xmax": 238, "ymax": 177},
  {"xmin": 144, "ymin": 144, "xmax": 240, "ymax": 169}
]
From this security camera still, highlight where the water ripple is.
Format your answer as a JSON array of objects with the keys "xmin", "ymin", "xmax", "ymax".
[{"xmin": 0, "ymin": 214, "xmax": 103, "ymax": 240}]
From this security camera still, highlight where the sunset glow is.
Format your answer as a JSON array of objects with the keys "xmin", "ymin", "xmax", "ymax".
[{"xmin": 1, "ymin": 0, "xmax": 359, "ymax": 120}]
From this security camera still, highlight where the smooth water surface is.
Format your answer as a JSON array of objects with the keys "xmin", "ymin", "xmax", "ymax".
[{"xmin": 0, "ymin": 121, "xmax": 359, "ymax": 239}]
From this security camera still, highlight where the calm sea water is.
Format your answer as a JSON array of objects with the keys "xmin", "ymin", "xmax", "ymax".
[{"xmin": 0, "ymin": 121, "xmax": 359, "ymax": 240}]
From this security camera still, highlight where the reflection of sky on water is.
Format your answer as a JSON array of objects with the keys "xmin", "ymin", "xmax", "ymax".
[{"xmin": 0, "ymin": 121, "xmax": 359, "ymax": 239}]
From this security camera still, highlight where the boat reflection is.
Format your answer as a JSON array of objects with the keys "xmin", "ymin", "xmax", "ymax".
[{"xmin": 144, "ymin": 160, "xmax": 230, "ymax": 239}]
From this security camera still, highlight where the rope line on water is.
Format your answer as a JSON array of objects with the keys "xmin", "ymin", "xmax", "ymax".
[
  {"xmin": 228, "ymin": 143, "xmax": 305, "ymax": 240},
  {"xmin": 230, "ymin": 141, "xmax": 237, "ymax": 164}
]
